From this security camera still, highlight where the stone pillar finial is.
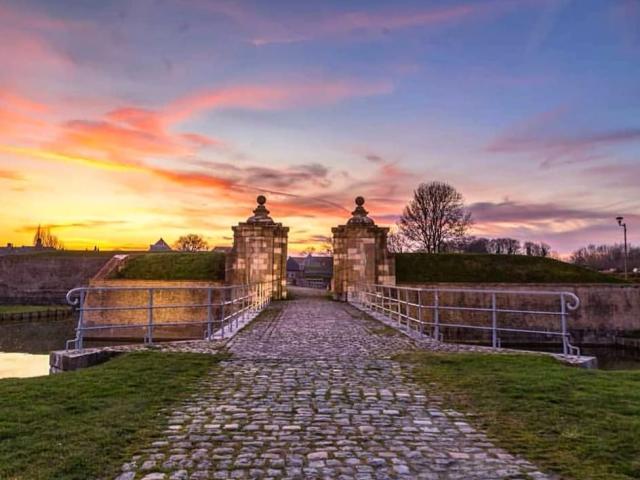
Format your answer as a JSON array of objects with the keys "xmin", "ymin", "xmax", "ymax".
[
  {"xmin": 247, "ymin": 195, "xmax": 274, "ymax": 224},
  {"xmin": 347, "ymin": 196, "xmax": 374, "ymax": 225},
  {"xmin": 227, "ymin": 195, "xmax": 289, "ymax": 299},
  {"xmin": 332, "ymin": 195, "xmax": 395, "ymax": 301}
]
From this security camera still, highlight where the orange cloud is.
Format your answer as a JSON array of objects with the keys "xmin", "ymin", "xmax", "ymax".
[
  {"xmin": 51, "ymin": 119, "xmax": 189, "ymax": 160},
  {"xmin": 167, "ymin": 81, "xmax": 393, "ymax": 122},
  {"xmin": 0, "ymin": 146, "xmax": 141, "ymax": 173}
]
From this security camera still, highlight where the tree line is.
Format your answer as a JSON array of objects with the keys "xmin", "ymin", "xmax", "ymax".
[
  {"xmin": 570, "ymin": 244, "xmax": 639, "ymax": 271},
  {"xmin": 387, "ymin": 181, "xmax": 552, "ymax": 257}
]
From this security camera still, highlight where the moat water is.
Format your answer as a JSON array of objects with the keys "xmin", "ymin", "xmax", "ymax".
[
  {"xmin": 0, "ymin": 315, "xmax": 75, "ymax": 379},
  {"xmin": 1, "ymin": 316, "xmax": 640, "ymax": 378}
]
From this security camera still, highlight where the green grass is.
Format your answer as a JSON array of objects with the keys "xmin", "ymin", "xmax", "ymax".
[
  {"xmin": 400, "ymin": 352, "xmax": 640, "ymax": 479},
  {"xmin": 396, "ymin": 253, "xmax": 625, "ymax": 283},
  {"xmin": 112, "ymin": 252, "xmax": 226, "ymax": 281},
  {"xmin": 0, "ymin": 305, "xmax": 69, "ymax": 314},
  {"xmin": 2, "ymin": 250, "xmax": 137, "ymax": 258},
  {"xmin": 0, "ymin": 351, "xmax": 223, "ymax": 480}
]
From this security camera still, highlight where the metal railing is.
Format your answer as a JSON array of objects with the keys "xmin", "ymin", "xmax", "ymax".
[
  {"xmin": 348, "ymin": 284, "xmax": 581, "ymax": 356},
  {"xmin": 65, "ymin": 281, "xmax": 274, "ymax": 350}
]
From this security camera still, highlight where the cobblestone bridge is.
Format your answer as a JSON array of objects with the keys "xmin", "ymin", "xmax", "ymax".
[{"xmin": 118, "ymin": 288, "xmax": 551, "ymax": 480}]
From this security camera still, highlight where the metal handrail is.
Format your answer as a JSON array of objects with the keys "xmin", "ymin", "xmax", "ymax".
[
  {"xmin": 348, "ymin": 283, "xmax": 581, "ymax": 356},
  {"xmin": 65, "ymin": 281, "xmax": 274, "ymax": 350}
]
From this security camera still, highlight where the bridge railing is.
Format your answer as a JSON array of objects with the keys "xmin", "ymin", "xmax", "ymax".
[
  {"xmin": 65, "ymin": 281, "xmax": 274, "ymax": 350},
  {"xmin": 348, "ymin": 283, "xmax": 581, "ymax": 356}
]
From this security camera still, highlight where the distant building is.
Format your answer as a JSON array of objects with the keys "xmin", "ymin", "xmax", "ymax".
[
  {"xmin": 149, "ymin": 238, "xmax": 172, "ymax": 252},
  {"xmin": 212, "ymin": 246, "xmax": 232, "ymax": 254},
  {"xmin": 0, "ymin": 242, "xmax": 55, "ymax": 256},
  {"xmin": 286, "ymin": 254, "xmax": 333, "ymax": 289},
  {"xmin": 287, "ymin": 257, "xmax": 304, "ymax": 284}
]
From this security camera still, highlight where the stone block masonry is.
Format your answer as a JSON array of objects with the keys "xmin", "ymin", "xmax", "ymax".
[
  {"xmin": 0, "ymin": 253, "xmax": 111, "ymax": 304},
  {"xmin": 226, "ymin": 196, "xmax": 289, "ymax": 300},
  {"xmin": 82, "ymin": 279, "xmax": 224, "ymax": 340},
  {"xmin": 332, "ymin": 197, "xmax": 395, "ymax": 301}
]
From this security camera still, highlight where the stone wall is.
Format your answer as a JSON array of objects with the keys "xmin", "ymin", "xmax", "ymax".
[
  {"xmin": 401, "ymin": 282, "xmax": 640, "ymax": 344},
  {"xmin": 332, "ymin": 197, "xmax": 395, "ymax": 300},
  {"xmin": 81, "ymin": 279, "xmax": 226, "ymax": 340},
  {"xmin": 225, "ymin": 196, "xmax": 288, "ymax": 299},
  {"xmin": 0, "ymin": 254, "xmax": 111, "ymax": 305}
]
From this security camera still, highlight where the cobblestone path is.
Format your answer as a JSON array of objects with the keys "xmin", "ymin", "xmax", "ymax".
[{"xmin": 119, "ymin": 289, "xmax": 551, "ymax": 480}]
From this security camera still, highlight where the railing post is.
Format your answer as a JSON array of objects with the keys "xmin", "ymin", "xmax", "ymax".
[
  {"xmin": 220, "ymin": 289, "xmax": 226, "ymax": 338},
  {"xmin": 561, "ymin": 293, "xmax": 568, "ymax": 356},
  {"xmin": 147, "ymin": 288, "xmax": 154, "ymax": 345},
  {"xmin": 418, "ymin": 289, "xmax": 424, "ymax": 337},
  {"xmin": 491, "ymin": 292, "xmax": 498, "ymax": 349},
  {"xmin": 434, "ymin": 290, "xmax": 440, "ymax": 341},
  {"xmin": 77, "ymin": 290, "xmax": 86, "ymax": 350},
  {"xmin": 235, "ymin": 286, "xmax": 240, "ymax": 329},
  {"xmin": 206, "ymin": 288, "xmax": 213, "ymax": 340}
]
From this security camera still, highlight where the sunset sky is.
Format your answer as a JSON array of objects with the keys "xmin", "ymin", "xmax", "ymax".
[{"xmin": 0, "ymin": 0, "xmax": 638, "ymax": 255}]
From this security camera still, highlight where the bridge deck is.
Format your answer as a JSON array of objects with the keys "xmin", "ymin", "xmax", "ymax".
[{"xmin": 118, "ymin": 288, "xmax": 551, "ymax": 480}]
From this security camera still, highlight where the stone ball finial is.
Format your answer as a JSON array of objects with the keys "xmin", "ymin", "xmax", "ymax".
[
  {"xmin": 348, "ymin": 195, "xmax": 374, "ymax": 225},
  {"xmin": 247, "ymin": 195, "xmax": 273, "ymax": 224}
]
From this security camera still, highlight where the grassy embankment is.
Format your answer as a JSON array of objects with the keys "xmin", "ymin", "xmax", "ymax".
[
  {"xmin": 0, "ymin": 351, "xmax": 223, "ymax": 480},
  {"xmin": 401, "ymin": 352, "xmax": 640, "ymax": 480},
  {"xmin": 111, "ymin": 252, "xmax": 226, "ymax": 281},
  {"xmin": 396, "ymin": 253, "xmax": 626, "ymax": 283}
]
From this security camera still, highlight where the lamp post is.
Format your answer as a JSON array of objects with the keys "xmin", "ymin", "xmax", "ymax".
[{"xmin": 616, "ymin": 216, "xmax": 628, "ymax": 280}]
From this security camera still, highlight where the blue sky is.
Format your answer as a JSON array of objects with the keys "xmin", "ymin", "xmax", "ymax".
[{"xmin": 0, "ymin": 0, "xmax": 638, "ymax": 253}]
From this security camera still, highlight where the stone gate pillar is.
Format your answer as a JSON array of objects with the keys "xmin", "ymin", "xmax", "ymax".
[
  {"xmin": 332, "ymin": 196, "xmax": 395, "ymax": 301},
  {"xmin": 226, "ymin": 196, "xmax": 289, "ymax": 299}
]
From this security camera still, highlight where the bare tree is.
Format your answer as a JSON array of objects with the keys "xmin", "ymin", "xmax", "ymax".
[
  {"xmin": 387, "ymin": 230, "xmax": 413, "ymax": 253},
  {"xmin": 489, "ymin": 237, "xmax": 521, "ymax": 255},
  {"xmin": 398, "ymin": 182, "xmax": 472, "ymax": 253},
  {"xmin": 33, "ymin": 225, "xmax": 63, "ymax": 249},
  {"xmin": 539, "ymin": 242, "xmax": 551, "ymax": 257},
  {"xmin": 524, "ymin": 241, "xmax": 539, "ymax": 256},
  {"xmin": 173, "ymin": 234, "xmax": 209, "ymax": 252},
  {"xmin": 523, "ymin": 241, "xmax": 551, "ymax": 257}
]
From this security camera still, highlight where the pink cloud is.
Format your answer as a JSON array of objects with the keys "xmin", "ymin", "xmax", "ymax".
[
  {"xmin": 167, "ymin": 80, "xmax": 393, "ymax": 122},
  {"xmin": 487, "ymin": 107, "xmax": 640, "ymax": 167}
]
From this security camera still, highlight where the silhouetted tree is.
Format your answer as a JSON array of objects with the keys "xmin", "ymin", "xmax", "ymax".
[
  {"xmin": 523, "ymin": 241, "xmax": 552, "ymax": 257},
  {"xmin": 33, "ymin": 225, "xmax": 63, "ymax": 249},
  {"xmin": 446, "ymin": 236, "xmax": 490, "ymax": 253},
  {"xmin": 488, "ymin": 238, "xmax": 521, "ymax": 255},
  {"xmin": 398, "ymin": 181, "xmax": 472, "ymax": 253},
  {"xmin": 387, "ymin": 230, "xmax": 413, "ymax": 253},
  {"xmin": 571, "ymin": 243, "xmax": 640, "ymax": 271},
  {"xmin": 174, "ymin": 234, "xmax": 209, "ymax": 252}
]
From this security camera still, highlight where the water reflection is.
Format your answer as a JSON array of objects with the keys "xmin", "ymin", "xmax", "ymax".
[
  {"xmin": 0, "ymin": 353, "xmax": 49, "ymax": 379},
  {"xmin": 0, "ymin": 316, "xmax": 76, "ymax": 354},
  {"xmin": 0, "ymin": 316, "xmax": 76, "ymax": 379}
]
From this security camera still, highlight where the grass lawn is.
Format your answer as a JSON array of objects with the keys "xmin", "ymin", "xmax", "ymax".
[
  {"xmin": 112, "ymin": 252, "xmax": 226, "ymax": 281},
  {"xmin": 0, "ymin": 305, "xmax": 69, "ymax": 314},
  {"xmin": 0, "ymin": 351, "xmax": 223, "ymax": 480},
  {"xmin": 400, "ymin": 352, "xmax": 640, "ymax": 480},
  {"xmin": 396, "ymin": 253, "xmax": 625, "ymax": 284}
]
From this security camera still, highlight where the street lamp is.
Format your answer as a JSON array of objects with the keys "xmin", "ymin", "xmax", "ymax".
[{"xmin": 616, "ymin": 216, "xmax": 628, "ymax": 279}]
